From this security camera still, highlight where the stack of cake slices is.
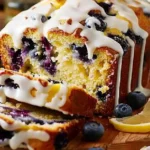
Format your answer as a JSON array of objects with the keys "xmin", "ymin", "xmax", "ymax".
[{"xmin": 0, "ymin": 0, "xmax": 150, "ymax": 149}]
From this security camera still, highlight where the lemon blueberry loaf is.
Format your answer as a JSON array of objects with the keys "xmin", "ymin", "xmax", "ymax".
[{"xmin": 0, "ymin": 0, "xmax": 150, "ymax": 115}]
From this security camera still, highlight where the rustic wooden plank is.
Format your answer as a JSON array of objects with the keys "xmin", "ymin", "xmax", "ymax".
[
  {"xmin": 126, "ymin": 134, "xmax": 149, "ymax": 142},
  {"xmin": 112, "ymin": 132, "xmax": 131, "ymax": 144},
  {"xmin": 107, "ymin": 141, "xmax": 150, "ymax": 150}
]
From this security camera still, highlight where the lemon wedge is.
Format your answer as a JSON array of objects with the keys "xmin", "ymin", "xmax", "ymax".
[{"xmin": 110, "ymin": 100, "xmax": 150, "ymax": 133}]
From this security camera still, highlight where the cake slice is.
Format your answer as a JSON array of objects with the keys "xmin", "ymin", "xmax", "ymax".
[
  {"xmin": 0, "ymin": 68, "xmax": 96, "ymax": 117},
  {"xmin": 0, "ymin": 102, "xmax": 84, "ymax": 150},
  {"xmin": 0, "ymin": 0, "xmax": 150, "ymax": 116}
]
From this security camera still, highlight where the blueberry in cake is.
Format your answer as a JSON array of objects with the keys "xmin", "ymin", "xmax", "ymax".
[{"xmin": 0, "ymin": 0, "xmax": 150, "ymax": 116}]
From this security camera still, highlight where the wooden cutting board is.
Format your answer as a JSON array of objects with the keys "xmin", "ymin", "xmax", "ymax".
[{"xmin": 66, "ymin": 118, "xmax": 150, "ymax": 150}]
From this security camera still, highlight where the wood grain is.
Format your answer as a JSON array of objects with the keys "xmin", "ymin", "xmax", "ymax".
[{"xmin": 66, "ymin": 118, "xmax": 150, "ymax": 150}]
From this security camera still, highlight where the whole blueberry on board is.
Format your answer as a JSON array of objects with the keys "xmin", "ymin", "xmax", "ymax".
[
  {"xmin": 114, "ymin": 103, "xmax": 132, "ymax": 118},
  {"xmin": 127, "ymin": 91, "xmax": 147, "ymax": 110},
  {"xmin": 83, "ymin": 121, "xmax": 104, "ymax": 141}
]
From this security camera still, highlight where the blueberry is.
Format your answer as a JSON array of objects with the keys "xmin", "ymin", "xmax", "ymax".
[
  {"xmin": 88, "ymin": 12, "xmax": 107, "ymax": 32},
  {"xmin": 5, "ymin": 78, "xmax": 20, "ymax": 89},
  {"xmin": 48, "ymin": 79, "xmax": 61, "ymax": 84},
  {"xmin": 41, "ymin": 15, "xmax": 48, "ymax": 23},
  {"xmin": 83, "ymin": 121, "xmax": 104, "ymax": 141},
  {"xmin": 114, "ymin": 103, "xmax": 132, "ymax": 118},
  {"xmin": 107, "ymin": 34, "xmax": 129, "ymax": 53},
  {"xmin": 98, "ymin": 2, "xmax": 114, "ymax": 16},
  {"xmin": 96, "ymin": 91, "xmax": 107, "ymax": 102},
  {"xmin": 125, "ymin": 30, "xmax": 143, "ymax": 44},
  {"xmin": 42, "ymin": 37, "xmax": 53, "ymax": 52},
  {"xmin": 9, "ymin": 49, "xmax": 23, "ymax": 71},
  {"xmin": 22, "ymin": 36, "xmax": 35, "ymax": 50},
  {"xmin": 41, "ymin": 59, "xmax": 56, "ymax": 75},
  {"xmin": 127, "ymin": 91, "xmax": 147, "ymax": 110},
  {"xmin": 0, "ymin": 129, "xmax": 13, "ymax": 140},
  {"xmin": 88, "ymin": 148, "xmax": 104, "ymax": 150},
  {"xmin": 71, "ymin": 44, "xmax": 96, "ymax": 62},
  {"xmin": 54, "ymin": 132, "xmax": 68, "ymax": 150}
]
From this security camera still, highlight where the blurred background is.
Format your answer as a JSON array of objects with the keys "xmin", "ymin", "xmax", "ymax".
[{"xmin": 0, "ymin": 0, "xmax": 40, "ymax": 29}]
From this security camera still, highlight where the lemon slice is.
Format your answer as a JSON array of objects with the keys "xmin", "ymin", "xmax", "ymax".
[{"xmin": 110, "ymin": 100, "xmax": 150, "ymax": 133}]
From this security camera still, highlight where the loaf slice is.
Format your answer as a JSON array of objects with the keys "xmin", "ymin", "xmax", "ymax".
[
  {"xmin": 0, "ymin": 102, "xmax": 84, "ymax": 150},
  {"xmin": 0, "ymin": 68, "xmax": 96, "ymax": 117}
]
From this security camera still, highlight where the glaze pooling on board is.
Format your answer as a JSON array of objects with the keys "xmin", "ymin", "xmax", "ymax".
[
  {"xmin": 0, "ymin": 69, "xmax": 69, "ymax": 114},
  {"xmin": 0, "ymin": 0, "xmax": 150, "ymax": 106}
]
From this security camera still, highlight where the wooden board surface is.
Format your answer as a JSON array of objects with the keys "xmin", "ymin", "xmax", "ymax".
[{"xmin": 66, "ymin": 118, "xmax": 150, "ymax": 150}]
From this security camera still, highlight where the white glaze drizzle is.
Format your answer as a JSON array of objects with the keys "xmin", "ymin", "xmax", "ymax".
[
  {"xmin": 135, "ymin": 39, "xmax": 150, "ymax": 96},
  {"xmin": 126, "ymin": 37, "xmax": 135, "ymax": 92},
  {"xmin": 112, "ymin": 0, "xmax": 148, "ymax": 39},
  {"xmin": 124, "ymin": 0, "xmax": 150, "ymax": 14},
  {"xmin": 115, "ymin": 55, "xmax": 122, "ymax": 105},
  {"xmin": 0, "ymin": 118, "xmax": 23, "ymax": 131},
  {"xmin": 9, "ymin": 130, "xmax": 50, "ymax": 150},
  {"xmin": 0, "ymin": 1, "xmax": 53, "ymax": 48},
  {"xmin": 80, "ymin": 28, "xmax": 123, "ymax": 59},
  {"xmin": 0, "ymin": 71, "xmax": 68, "ymax": 114},
  {"xmin": 45, "ymin": 83, "xmax": 68, "ymax": 113}
]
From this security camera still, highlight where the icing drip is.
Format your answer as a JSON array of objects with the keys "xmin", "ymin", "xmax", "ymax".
[
  {"xmin": 9, "ymin": 130, "xmax": 50, "ymax": 150},
  {"xmin": 0, "ymin": 2, "xmax": 53, "ymax": 48},
  {"xmin": 80, "ymin": 28, "xmax": 123, "ymax": 59},
  {"xmin": 126, "ymin": 37, "xmax": 135, "ymax": 92},
  {"xmin": 135, "ymin": 39, "xmax": 150, "ymax": 96},
  {"xmin": 46, "ymin": 83, "xmax": 68, "ymax": 113},
  {"xmin": 115, "ymin": 55, "xmax": 122, "ymax": 105},
  {"xmin": 0, "ymin": 71, "xmax": 68, "ymax": 114},
  {"xmin": 124, "ymin": 0, "xmax": 150, "ymax": 14},
  {"xmin": 112, "ymin": 0, "xmax": 148, "ymax": 39},
  {"xmin": 0, "ymin": 118, "xmax": 23, "ymax": 131}
]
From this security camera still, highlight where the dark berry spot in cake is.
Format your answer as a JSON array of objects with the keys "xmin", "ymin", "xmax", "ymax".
[
  {"xmin": 71, "ymin": 44, "xmax": 97, "ymax": 62},
  {"xmin": 41, "ymin": 15, "xmax": 48, "ymax": 23},
  {"xmin": 96, "ymin": 90, "xmax": 107, "ymax": 102},
  {"xmin": 0, "ymin": 128, "xmax": 14, "ymax": 140},
  {"xmin": 54, "ymin": 132, "xmax": 69, "ymax": 150},
  {"xmin": 107, "ymin": 34, "xmax": 129, "ymax": 53},
  {"xmin": 42, "ymin": 37, "xmax": 53, "ymax": 52},
  {"xmin": 22, "ymin": 36, "xmax": 35, "ymax": 50},
  {"xmin": 9, "ymin": 49, "xmax": 23, "ymax": 71},
  {"xmin": 41, "ymin": 59, "xmax": 56, "ymax": 75},
  {"xmin": 125, "ymin": 30, "xmax": 143, "ymax": 45},
  {"xmin": 98, "ymin": 2, "xmax": 115, "ymax": 16},
  {"xmin": 88, "ymin": 12, "xmax": 107, "ymax": 32},
  {"xmin": 5, "ymin": 78, "xmax": 20, "ymax": 89},
  {"xmin": 47, "ymin": 16, "xmax": 51, "ymax": 20},
  {"xmin": 93, "ymin": 54, "xmax": 97, "ymax": 60},
  {"xmin": 71, "ymin": 44, "xmax": 89, "ymax": 62},
  {"xmin": 48, "ymin": 79, "xmax": 62, "ymax": 84}
]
